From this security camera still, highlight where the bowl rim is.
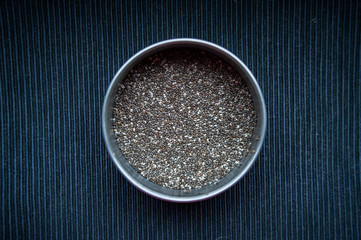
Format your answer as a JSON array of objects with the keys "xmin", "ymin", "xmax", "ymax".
[{"xmin": 102, "ymin": 38, "xmax": 266, "ymax": 202}]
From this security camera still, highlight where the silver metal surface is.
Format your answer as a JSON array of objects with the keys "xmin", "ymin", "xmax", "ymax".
[{"xmin": 102, "ymin": 38, "xmax": 266, "ymax": 202}]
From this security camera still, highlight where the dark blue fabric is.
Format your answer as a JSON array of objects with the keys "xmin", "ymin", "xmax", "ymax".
[{"xmin": 1, "ymin": 0, "xmax": 360, "ymax": 239}]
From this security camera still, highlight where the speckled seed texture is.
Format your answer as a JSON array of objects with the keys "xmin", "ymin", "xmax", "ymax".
[{"xmin": 112, "ymin": 48, "xmax": 256, "ymax": 191}]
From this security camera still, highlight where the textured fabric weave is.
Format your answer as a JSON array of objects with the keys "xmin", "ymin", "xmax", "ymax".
[{"xmin": 1, "ymin": 0, "xmax": 360, "ymax": 239}]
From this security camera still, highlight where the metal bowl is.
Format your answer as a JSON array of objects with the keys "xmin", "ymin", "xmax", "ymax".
[{"xmin": 102, "ymin": 38, "xmax": 266, "ymax": 202}]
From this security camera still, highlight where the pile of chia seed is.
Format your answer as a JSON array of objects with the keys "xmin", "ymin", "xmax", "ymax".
[{"xmin": 112, "ymin": 48, "xmax": 256, "ymax": 191}]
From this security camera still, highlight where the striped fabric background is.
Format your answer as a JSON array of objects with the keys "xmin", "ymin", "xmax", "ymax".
[{"xmin": 1, "ymin": 0, "xmax": 360, "ymax": 239}]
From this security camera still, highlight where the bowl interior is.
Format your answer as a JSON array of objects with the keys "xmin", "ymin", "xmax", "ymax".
[{"xmin": 102, "ymin": 39, "xmax": 266, "ymax": 202}]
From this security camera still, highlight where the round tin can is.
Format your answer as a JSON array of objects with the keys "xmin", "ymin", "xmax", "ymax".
[{"xmin": 102, "ymin": 38, "xmax": 266, "ymax": 202}]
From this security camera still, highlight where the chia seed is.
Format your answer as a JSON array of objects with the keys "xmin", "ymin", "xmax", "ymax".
[{"xmin": 112, "ymin": 48, "xmax": 256, "ymax": 191}]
